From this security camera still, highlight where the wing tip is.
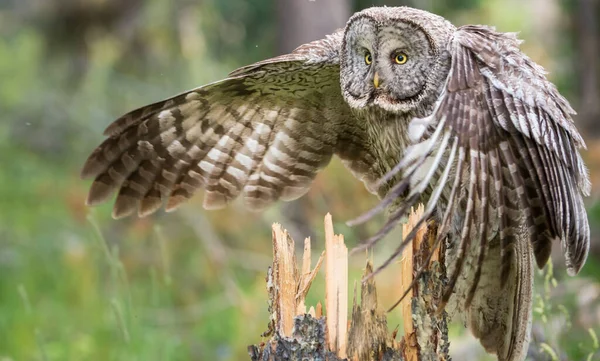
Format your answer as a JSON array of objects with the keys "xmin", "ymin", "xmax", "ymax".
[
  {"xmin": 86, "ymin": 180, "xmax": 116, "ymax": 207},
  {"xmin": 165, "ymin": 194, "xmax": 189, "ymax": 213},
  {"xmin": 565, "ymin": 248, "xmax": 589, "ymax": 276},
  {"xmin": 139, "ymin": 196, "xmax": 163, "ymax": 218},
  {"xmin": 80, "ymin": 167, "xmax": 94, "ymax": 180},
  {"xmin": 564, "ymin": 230, "xmax": 590, "ymax": 277},
  {"xmin": 80, "ymin": 150, "xmax": 105, "ymax": 180},
  {"xmin": 103, "ymin": 119, "xmax": 125, "ymax": 137},
  {"xmin": 111, "ymin": 195, "xmax": 139, "ymax": 220},
  {"xmin": 203, "ymin": 192, "xmax": 229, "ymax": 210}
]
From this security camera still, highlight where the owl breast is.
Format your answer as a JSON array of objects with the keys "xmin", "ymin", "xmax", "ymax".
[{"xmin": 338, "ymin": 108, "xmax": 415, "ymax": 200}]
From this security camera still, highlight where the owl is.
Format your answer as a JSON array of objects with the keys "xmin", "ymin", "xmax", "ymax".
[{"xmin": 81, "ymin": 7, "xmax": 590, "ymax": 361}]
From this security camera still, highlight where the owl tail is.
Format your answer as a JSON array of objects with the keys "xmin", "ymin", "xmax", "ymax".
[{"xmin": 448, "ymin": 233, "xmax": 535, "ymax": 361}]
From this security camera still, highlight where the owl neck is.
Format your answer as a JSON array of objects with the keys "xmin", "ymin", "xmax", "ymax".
[{"xmin": 353, "ymin": 109, "xmax": 413, "ymax": 198}]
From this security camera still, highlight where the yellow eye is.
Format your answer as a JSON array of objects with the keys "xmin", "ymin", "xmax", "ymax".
[
  {"xmin": 365, "ymin": 52, "xmax": 372, "ymax": 65},
  {"xmin": 394, "ymin": 53, "xmax": 408, "ymax": 64}
]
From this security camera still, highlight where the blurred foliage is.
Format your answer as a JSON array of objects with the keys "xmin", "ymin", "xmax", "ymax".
[{"xmin": 0, "ymin": 1, "xmax": 598, "ymax": 361}]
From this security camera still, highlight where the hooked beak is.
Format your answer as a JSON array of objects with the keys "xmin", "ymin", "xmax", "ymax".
[{"xmin": 373, "ymin": 72, "xmax": 380, "ymax": 89}]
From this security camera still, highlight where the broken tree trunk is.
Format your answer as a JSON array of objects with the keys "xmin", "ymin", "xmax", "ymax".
[{"xmin": 248, "ymin": 207, "xmax": 450, "ymax": 361}]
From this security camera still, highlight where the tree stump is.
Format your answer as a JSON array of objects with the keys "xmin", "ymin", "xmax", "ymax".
[{"xmin": 248, "ymin": 207, "xmax": 450, "ymax": 361}]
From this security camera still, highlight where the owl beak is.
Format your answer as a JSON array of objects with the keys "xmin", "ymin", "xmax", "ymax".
[{"xmin": 373, "ymin": 72, "xmax": 380, "ymax": 89}]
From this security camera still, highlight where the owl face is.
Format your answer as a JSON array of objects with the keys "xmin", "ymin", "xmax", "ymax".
[{"xmin": 340, "ymin": 8, "xmax": 454, "ymax": 117}]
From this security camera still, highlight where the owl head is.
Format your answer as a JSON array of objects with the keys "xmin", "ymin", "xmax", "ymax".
[{"xmin": 340, "ymin": 7, "xmax": 455, "ymax": 117}]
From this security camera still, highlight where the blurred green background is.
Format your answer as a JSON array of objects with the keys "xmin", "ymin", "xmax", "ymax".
[{"xmin": 1, "ymin": 0, "xmax": 599, "ymax": 360}]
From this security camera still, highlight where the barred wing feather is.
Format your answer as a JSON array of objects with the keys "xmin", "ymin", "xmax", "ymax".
[{"xmin": 80, "ymin": 32, "xmax": 354, "ymax": 218}]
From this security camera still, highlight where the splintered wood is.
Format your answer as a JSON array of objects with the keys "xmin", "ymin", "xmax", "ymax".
[
  {"xmin": 249, "ymin": 210, "xmax": 449, "ymax": 361},
  {"xmin": 324, "ymin": 213, "xmax": 348, "ymax": 359},
  {"xmin": 270, "ymin": 224, "xmax": 324, "ymax": 337}
]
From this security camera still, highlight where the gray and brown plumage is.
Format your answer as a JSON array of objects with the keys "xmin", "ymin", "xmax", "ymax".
[{"xmin": 81, "ymin": 7, "xmax": 591, "ymax": 361}]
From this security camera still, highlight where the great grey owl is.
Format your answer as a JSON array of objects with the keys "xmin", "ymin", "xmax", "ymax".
[{"xmin": 81, "ymin": 6, "xmax": 591, "ymax": 361}]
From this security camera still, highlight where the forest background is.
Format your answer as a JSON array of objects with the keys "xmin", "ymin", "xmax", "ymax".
[{"xmin": 1, "ymin": 0, "xmax": 599, "ymax": 360}]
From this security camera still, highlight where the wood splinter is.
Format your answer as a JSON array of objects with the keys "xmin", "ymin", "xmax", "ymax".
[
  {"xmin": 269, "ymin": 223, "xmax": 325, "ymax": 338},
  {"xmin": 248, "ymin": 209, "xmax": 449, "ymax": 361},
  {"xmin": 325, "ymin": 213, "xmax": 348, "ymax": 359}
]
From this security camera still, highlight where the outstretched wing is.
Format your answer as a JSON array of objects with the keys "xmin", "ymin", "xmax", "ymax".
[
  {"xmin": 357, "ymin": 25, "xmax": 590, "ymax": 285},
  {"xmin": 81, "ymin": 31, "xmax": 355, "ymax": 218},
  {"xmin": 440, "ymin": 25, "xmax": 590, "ymax": 276}
]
